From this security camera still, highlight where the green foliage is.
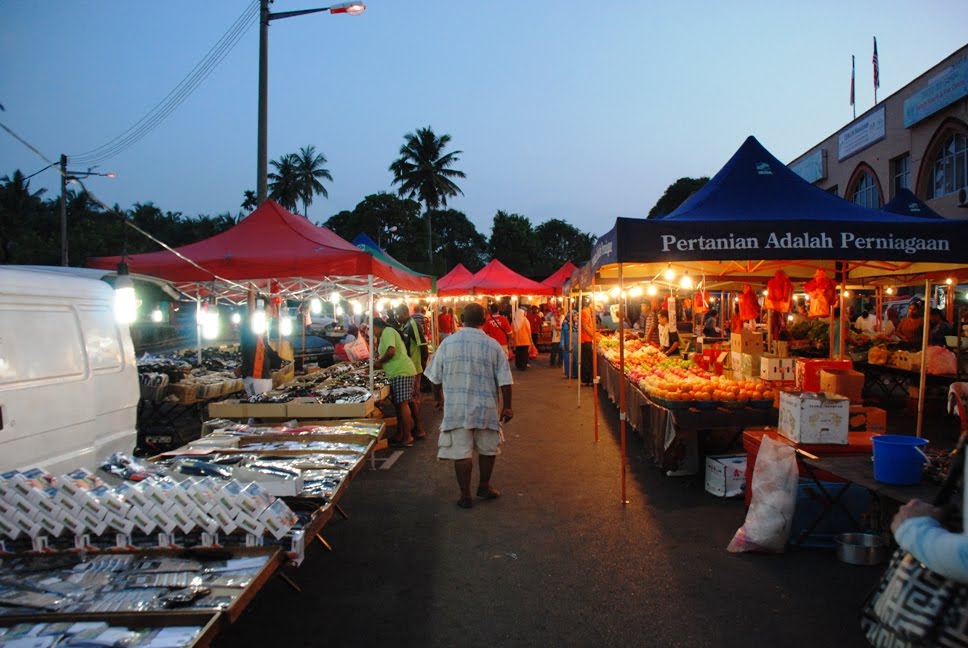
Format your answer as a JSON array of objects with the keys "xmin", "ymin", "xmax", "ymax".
[
  {"xmin": 429, "ymin": 209, "xmax": 488, "ymax": 274},
  {"xmin": 292, "ymin": 145, "xmax": 332, "ymax": 217},
  {"xmin": 648, "ymin": 177, "xmax": 709, "ymax": 218},
  {"xmin": 489, "ymin": 210, "xmax": 537, "ymax": 275},
  {"xmin": 533, "ymin": 218, "xmax": 595, "ymax": 276},
  {"xmin": 268, "ymin": 154, "xmax": 300, "ymax": 212}
]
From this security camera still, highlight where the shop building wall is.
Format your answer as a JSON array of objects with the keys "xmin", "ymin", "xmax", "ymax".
[{"xmin": 790, "ymin": 44, "xmax": 968, "ymax": 219}]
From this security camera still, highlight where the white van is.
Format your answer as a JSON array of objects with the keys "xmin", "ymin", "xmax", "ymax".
[{"xmin": 0, "ymin": 266, "xmax": 138, "ymax": 475}]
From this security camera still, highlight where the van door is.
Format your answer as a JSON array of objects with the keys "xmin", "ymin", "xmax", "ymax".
[{"xmin": 0, "ymin": 301, "xmax": 98, "ymax": 472}]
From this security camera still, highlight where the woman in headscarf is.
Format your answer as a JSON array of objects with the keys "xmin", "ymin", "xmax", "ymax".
[{"xmin": 511, "ymin": 307, "xmax": 533, "ymax": 371}]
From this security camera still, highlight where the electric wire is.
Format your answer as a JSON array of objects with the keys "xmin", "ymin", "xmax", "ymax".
[
  {"xmin": 1, "ymin": 118, "xmax": 247, "ymax": 291},
  {"xmin": 68, "ymin": 1, "xmax": 259, "ymax": 166}
]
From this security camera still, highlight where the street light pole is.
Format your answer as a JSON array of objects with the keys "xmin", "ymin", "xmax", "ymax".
[
  {"xmin": 256, "ymin": 0, "xmax": 270, "ymax": 205},
  {"xmin": 60, "ymin": 154, "xmax": 68, "ymax": 266},
  {"xmin": 255, "ymin": 1, "xmax": 365, "ymax": 206}
]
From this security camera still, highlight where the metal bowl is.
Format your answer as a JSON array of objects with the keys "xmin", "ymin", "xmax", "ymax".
[{"xmin": 835, "ymin": 532, "xmax": 889, "ymax": 565}]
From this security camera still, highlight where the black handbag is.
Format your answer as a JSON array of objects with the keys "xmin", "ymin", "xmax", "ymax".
[{"xmin": 860, "ymin": 433, "xmax": 967, "ymax": 648}]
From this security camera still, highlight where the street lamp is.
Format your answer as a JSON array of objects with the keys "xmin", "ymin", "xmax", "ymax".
[
  {"xmin": 256, "ymin": 1, "xmax": 365, "ymax": 204},
  {"xmin": 60, "ymin": 154, "xmax": 117, "ymax": 266}
]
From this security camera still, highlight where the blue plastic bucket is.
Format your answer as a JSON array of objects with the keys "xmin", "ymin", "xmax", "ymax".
[{"xmin": 872, "ymin": 435, "xmax": 929, "ymax": 485}]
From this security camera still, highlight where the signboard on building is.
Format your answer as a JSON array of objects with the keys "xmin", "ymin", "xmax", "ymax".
[
  {"xmin": 790, "ymin": 148, "xmax": 826, "ymax": 184},
  {"xmin": 838, "ymin": 106, "xmax": 885, "ymax": 161},
  {"xmin": 903, "ymin": 56, "xmax": 968, "ymax": 128}
]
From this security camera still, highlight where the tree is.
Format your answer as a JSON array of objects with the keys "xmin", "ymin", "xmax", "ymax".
[
  {"xmin": 268, "ymin": 154, "xmax": 300, "ymax": 212},
  {"xmin": 0, "ymin": 170, "xmax": 51, "ymax": 263},
  {"xmin": 389, "ymin": 126, "xmax": 465, "ymax": 263},
  {"xmin": 488, "ymin": 210, "xmax": 537, "ymax": 276},
  {"xmin": 293, "ymin": 145, "xmax": 332, "ymax": 218},
  {"xmin": 533, "ymin": 218, "xmax": 596, "ymax": 277},
  {"xmin": 430, "ymin": 209, "xmax": 488, "ymax": 273},
  {"xmin": 241, "ymin": 190, "xmax": 258, "ymax": 212},
  {"xmin": 648, "ymin": 177, "xmax": 709, "ymax": 218}
]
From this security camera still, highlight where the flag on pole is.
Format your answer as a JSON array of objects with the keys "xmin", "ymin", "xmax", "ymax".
[
  {"xmin": 850, "ymin": 55, "xmax": 856, "ymax": 107},
  {"xmin": 873, "ymin": 37, "xmax": 880, "ymax": 90}
]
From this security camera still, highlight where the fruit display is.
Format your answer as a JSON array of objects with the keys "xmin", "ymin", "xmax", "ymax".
[{"xmin": 597, "ymin": 334, "xmax": 775, "ymax": 409}]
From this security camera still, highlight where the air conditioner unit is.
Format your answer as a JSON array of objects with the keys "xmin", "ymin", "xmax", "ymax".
[{"xmin": 959, "ymin": 188, "xmax": 968, "ymax": 208}]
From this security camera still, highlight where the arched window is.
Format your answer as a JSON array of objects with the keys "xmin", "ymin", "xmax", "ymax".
[
  {"xmin": 928, "ymin": 133, "xmax": 968, "ymax": 198},
  {"xmin": 851, "ymin": 171, "xmax": 880, "ymax": 208}
]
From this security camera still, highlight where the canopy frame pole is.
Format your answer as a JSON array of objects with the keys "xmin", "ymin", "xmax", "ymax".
[
  {"xmin": 874, "ymin": 286, "xmax": 883, "ymax": 333},
  {"xmin": 618, "ymin": 263, "xmax": 628, "ymax": 504},
  {"xmin": 916, "ymin": 278, "xmax": 930, "ymax": 438},
  {"xmin": 577, "ymin": 288, "xmax": 583, "ymax": 407},
  {"xmin": 196, "ymin": 291, "xmax": 203, "ymax": 366},
  {"xmin": 592, "ymin": 274, "xmax": 599, "ymax": 442},
  {"xmin": 839, "ymin": 262, "xmax": 847, "ymax": 360},
  {"xmin": 367, "ymin": 276, "xmax": 374, "ymax": 393}
]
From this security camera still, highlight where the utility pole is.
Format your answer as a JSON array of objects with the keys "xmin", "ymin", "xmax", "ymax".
[
  {"xmin": 256, "ymin": 0, "xmax": 270, "ymax": 205},
  {"xmin": 60, "ymin": 154, "xmax": 68, "ymax": 266}
]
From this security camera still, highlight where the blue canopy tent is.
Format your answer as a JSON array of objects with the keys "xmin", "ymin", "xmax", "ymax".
[
  {"xmin": 568, "ymin": 137, "xmax": 968, "ymax": 495},
  {"xmin": 881, "ymin": 188, "xmax": 944, "ymax": 219},
  {"xmin": 351, "ymin": 233, "xmax": 436, "ymax": 292}
]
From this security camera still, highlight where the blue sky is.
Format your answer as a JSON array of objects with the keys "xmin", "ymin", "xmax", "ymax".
[{"xmin": 1, "ymin": 1, "xmax": 966, "ymax": 239}]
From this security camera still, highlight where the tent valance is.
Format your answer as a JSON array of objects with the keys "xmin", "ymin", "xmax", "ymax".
[{"xmin": 88, "ymin": 201, "xmax": 432, "ymax": 301}]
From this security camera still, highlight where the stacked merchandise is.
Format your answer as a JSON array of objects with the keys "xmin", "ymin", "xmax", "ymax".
[{"xmin": 137, "ymin": 349, "xmax": 245, "ymax": 403}]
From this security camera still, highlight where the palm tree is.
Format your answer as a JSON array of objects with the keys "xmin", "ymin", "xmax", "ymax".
[
  {"xmin": 293, "ymin": 145, "xmax": 332, "ymax": 219},
  {"xmin": 389, "ymin": 126, "xmax": 465, "ymax": 263},
  {"xmin": 241, "ymin": 190, "xmax": 258, "ymax": 212},
  {"xmin": 268, "ymin": 154, "xmax": 300, "ymax": 212}
]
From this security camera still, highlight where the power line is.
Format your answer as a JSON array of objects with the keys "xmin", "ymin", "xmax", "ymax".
[{"xmin": 69, "ymin": 1, "xmax": 259, "ymax": 166}]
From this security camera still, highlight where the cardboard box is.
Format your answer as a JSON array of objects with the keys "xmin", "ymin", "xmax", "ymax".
[
  {"xmin": 244, "ymin": 402, "xmax": 289, "ymax": 419},
  {"xmin": 848, "ymin": 405, "xmax": 887, "ymax": 434},
  {"xmin": 731, "ymin": 331, "xmax": 765, "ymax": 354},
  {"xmin": 778, "ymin": 391, "xmax": 850, "ymax": 444},
  {"xmin": 740, "ymin": 353, "xmax": 762, "ymax": 378},
  {"xmin": 729, "ymin": 351, "xmax": 742, "ymax": 372},
  {"xmin": 773, "ymin": 341, "xmax": 790, "ymax": 358},
  {"xmin": 795, "ymin": 358, "xmax": 853, "ymax": 392},
  {"xmin": 208, "ymin": 399, "xmax": 250, "ymax": 418},
  {"xmin": 819, "ymin": 369, "xmax": 865, "ymax": 403},
  {"xmin": 760, "ymin": 354, "xmax": 795, "ymax": 381},
  {"xmin": 705, "ymin": 454, "xmax": 747, "ymax": 498},
  {"xmin": 286, "ymin": 397, "xmax": 375, "ymax": 420}
]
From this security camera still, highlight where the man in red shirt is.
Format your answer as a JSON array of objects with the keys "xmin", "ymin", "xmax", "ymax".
[
  {"xmin": 580, "ymin": 302, "xmax": 595, "ymax": 385},
  {"xmin": 438, "ymin": 305, "xmax": 454, "ymax": 340},
  {"xmin": 483, "ymin": 303, "xmax": 513, "ymax": 357},
  {"xmin": 526, "ymin": 305, "xmax": 544, "ymax": 350}
]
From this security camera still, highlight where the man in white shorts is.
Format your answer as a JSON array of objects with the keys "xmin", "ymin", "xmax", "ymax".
[{"xmin": 424, "ymin": 302, "xmax": 513, "ymax": 509}]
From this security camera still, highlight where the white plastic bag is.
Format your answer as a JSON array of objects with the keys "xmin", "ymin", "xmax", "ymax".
[
  {"xmin": 727, "ymin": 436, "xmax": 799, "ymax": 553},
  {"xmin": 345, "ymin": 336, "xmax": 370, "ymax": 362}
]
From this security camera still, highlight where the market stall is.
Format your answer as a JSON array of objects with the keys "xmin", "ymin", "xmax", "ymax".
[{"xmin": 570, "ymin": 136, "xmax": 968, "ymax": 501}]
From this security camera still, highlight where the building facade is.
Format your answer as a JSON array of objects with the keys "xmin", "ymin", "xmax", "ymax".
[{"xmin": 789, "ymin": 44, "xmax": 968, "ymax": 218}]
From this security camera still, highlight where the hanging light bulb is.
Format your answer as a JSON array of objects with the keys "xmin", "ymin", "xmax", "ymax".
[
  {"xmin": 803, "ymin": 293, "xmax": 811, "ymax": 301},
  {"xmin": 231, "ymin": 312, "xmax": 242, "ymax": 325},
  {"xmin": 762, "ymin": 289, "xmax": 768, "ymax": 296},
  {"xmin": 251, "ymin": 299, "xmax": 269, "ymax": 335},
  {"xmin": 680, "ymin": 272, "xmax": 693, "ymax": 290},
  {"xmin": 843, "ymin": 290, "xmax": 851, "ymax": 298},
  {"xmin": 335, "ymin": 306, "xmax": 344, "ymax": 317},
  {"xmin": 646, "ymin": 283, "xmax": 658, "ymax": 297},
  {"xmin": 663, "ymin": 265, "xmax": 676, "ymax": 282},
  {"xmin": 945, "ymin": 277, "xmax": 953, "ymax": 285},
  {"xmin": 202, "ymin": 310, "xmax": 220, "ymax": 340},
  {"xmin": 351, "ymin": 300, "xmax": 363, "ymax": 315},
  {"xmin": 377, "ymin": 298, "xmax": 388, "ymax": 311},
  {"xmin": 310, "ymin": 297, "xmax": 322, "ymax": 314},
  {"xmin": 151, "ymin": 307, "xmax": 163, "ymax": 323},
  {"xmin": 113, "ymin": 262, "xmax": 137, "ymax": 324},
  {"xmin": 279, "ymin": 316, "xmax": 293, "ymax": 336},
  {"xmin": 609, "ymin": 287, "xmax": 621, "ymax": 298},
  {"xmin": 885, "ymin": 286, "xmax": 894, "ymax": 295},
  {"xmin": 329, "ymin": 291, "xmax": 341, "ymax": 305},
  {"xmin": 629, "ymin": 286, "xmax": 643, "ymax": 298},
  {"xmin": 708, "ymin": 296, "xmax": 717, "ymax": 303},
  {"xmin": 787, "ymin": 314, "xmax": 794, "ymax": 322},
  {"xmin": 390, "ymin": 299, "xmax": 401, "ymax": 309}
]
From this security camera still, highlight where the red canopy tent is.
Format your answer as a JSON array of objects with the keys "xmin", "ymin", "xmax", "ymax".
[
  {"xmin": 541, "ymin": 261, "xmax": 578, "ymax": 294},
  {"xmin": 435, "ymin": 263, "xmax": 474, "ymax": 293},
  {"xmin": 88, "ymin": 201, "xmax": 432, "ymax": 301},
  {"xmin": 439, "ymin": 259, "xmax": 554, "ymax": 297}
]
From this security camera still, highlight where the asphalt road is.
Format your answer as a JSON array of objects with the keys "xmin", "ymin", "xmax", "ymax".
[{"xmin": 214, "ymin": 358, "xmax": 885, "ymax": 648}]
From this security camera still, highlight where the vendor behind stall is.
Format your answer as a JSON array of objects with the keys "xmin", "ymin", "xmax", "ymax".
[
  {"xmin": 240, "ymin": 291, "xmax": 282, "ymax": 396},
  {"xmin": 658, "ymin": 309, "xmax": 680, "ymax": 356}
]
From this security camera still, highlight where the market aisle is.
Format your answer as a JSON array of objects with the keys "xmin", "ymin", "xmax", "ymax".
[{"xmin": 215, "ymin": 358, "xmax": 879, "ymax": 648}]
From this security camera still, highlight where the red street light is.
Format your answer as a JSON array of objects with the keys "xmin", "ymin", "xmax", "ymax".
[{"xmin": 330, "ymin": 2, "xmax": 365, "ymax": 15}]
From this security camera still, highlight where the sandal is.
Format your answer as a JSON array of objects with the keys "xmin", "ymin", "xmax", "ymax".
[
  {"xmin": 456, "ymin": 497, "xmax": 473, "ymax": 509},
  {"xmin": 389, "ymin": 439, "xmax": 414, "ymax": 448},
  {"xmin": 476, "ymin": 486, "xmax": 501, "ymax": 500}
]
